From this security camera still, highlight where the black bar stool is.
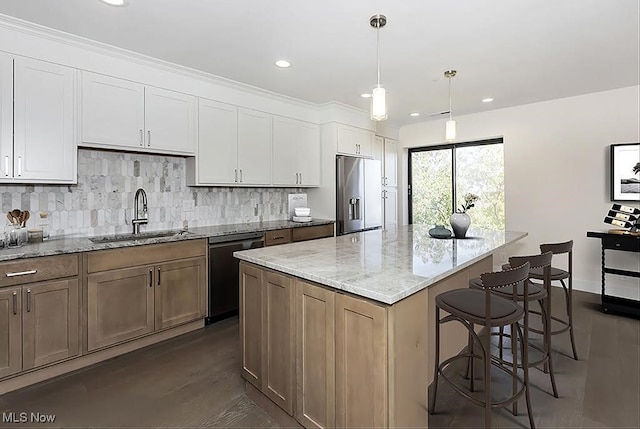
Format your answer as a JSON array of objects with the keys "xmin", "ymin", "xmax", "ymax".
[
  {"xmin": 469, "ymin": 252, "xmax": 559, "ymax": 400},
  {"xmin": 529, "ymin": 241, "xmax": 578, "ymax": 360},
  {"xmin": 430, "ymin": 262, "xmax": 535, "ymax": 429}
]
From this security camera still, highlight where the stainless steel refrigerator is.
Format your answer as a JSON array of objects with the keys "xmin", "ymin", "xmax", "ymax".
[{"xmin": 336, "ymin": 155, "xmax": 382, "ymax": 235}]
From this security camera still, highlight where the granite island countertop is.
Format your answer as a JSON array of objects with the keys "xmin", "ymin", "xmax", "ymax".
[
  {"xmin": 0, "ymin": 218, "xmax": 335, "ymax": 262},
  {"xmin": 234, "ymin": 225, "xmax": 527, "ymax": 305}
]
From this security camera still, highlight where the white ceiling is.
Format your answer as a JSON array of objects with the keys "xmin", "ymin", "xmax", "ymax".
[{"xmin": 0, "ymin": 0, "xmax": 638, "ymax": 127}]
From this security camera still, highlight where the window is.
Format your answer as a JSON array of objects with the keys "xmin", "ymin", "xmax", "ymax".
[{"xmin": 408, "ymin": 138, "xmax": 504, "ymax": 230}]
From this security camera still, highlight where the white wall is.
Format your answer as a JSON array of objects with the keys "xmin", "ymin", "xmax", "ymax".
[{"xmin": 399, "ymin": 86, "xmax": 640, "ymax": 298}]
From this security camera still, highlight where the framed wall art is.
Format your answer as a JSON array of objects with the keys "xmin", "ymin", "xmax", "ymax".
[{"xmin": 610, "ymin": 143, "xmax": 640, "ymax": 202}]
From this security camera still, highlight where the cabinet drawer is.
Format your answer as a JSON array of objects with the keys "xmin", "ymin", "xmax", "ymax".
[
  {"xmin": 0, "ymin": 254, "xmax": 79, "ymax": 287},
  {"xmin": 292, "ymin": 224, "xmax": 334, "ymax": 242},
  {"xmin": 265, "ymin": 229, "xmax": 292, "ymax": 247},
  {"xmin": 87, "ymin": 239, "xmax": 207, "ymax": 273}
]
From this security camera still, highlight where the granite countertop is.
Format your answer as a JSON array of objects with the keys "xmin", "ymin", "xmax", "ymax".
[
  {"xmin": 234, "ymin": 225, "xmax": 527, "ymax": 305},
  {"xmin": 0, "ymin": 218, "xmax": 335, "ymax": 262}
]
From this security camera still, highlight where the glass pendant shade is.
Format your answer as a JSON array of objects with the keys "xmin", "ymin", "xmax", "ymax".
[
  {"xmin": 445, "ymin": 119, "xmax": 456, "ymax": 142},
  {"xmin": 371, "ymin": 86, "xmax": 387, "ymax": 121}
]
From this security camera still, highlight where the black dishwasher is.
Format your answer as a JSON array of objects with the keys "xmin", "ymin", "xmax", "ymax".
[{"xmin": 206, "ymin": 231, "xmax": 264, "ymax": 325}]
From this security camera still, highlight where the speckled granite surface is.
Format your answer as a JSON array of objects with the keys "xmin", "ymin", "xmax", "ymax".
[
  {"xmin": 234, "ymin": 225, "xmax": 527, "ymax": 305},
  {"xmin": 0, "ymin": 219, "xmax": 334, "ymax": 262}
]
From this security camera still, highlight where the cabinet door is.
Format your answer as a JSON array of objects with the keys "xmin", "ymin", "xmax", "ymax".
[
  {"xmin": 87, "ymin": 266, "xmax": 154, "ymax": 351},
  {"xmin": 22, "ymin": 279, "xmax": 79, "ymax": 370},
  {"xmin": 0, "ymin": 53, "xmax": 12, "ymax": 179},
  {"xmin": 297, "ymin": 121, "xmax": 321, "ymax": 187},
  {"xmin": 154, "ymin": 257, "xmax": 206, "ymax": 330},
  {"xmin": 0, "ymin": 288, "xmax": 21, "ymax": 378},
  {"xmin": 238, "ymin": 108, "xmax": 272, "ymax": 185},
  {"xmin": 335, "ymin": 293, "xmax": 387, "ymax": 428},
  {"xmin": 13, "ymin": 57, "xmax": 76, "ymax": 182},
  {"xmin": 337, "ymin": 124, "xmax": 360, "ymax": 156},
  {"xmin": 273, "ymin": 116, "xmax": 321, "ymax": 187},
  {"xmin": 383, "ymin": 187, "xmax": 398, "ymax": 230},
  {"xmin": 337, "ymin": 124, "xmax": 374, "ymax": 157},
  {"xmin": 240, "ymin": 263, "xmax": 263, "ymax": 389},
  {"xmin": 144, "ymin": 86, "xmax": 196, "ymax": 155},
  {"xmin": 372, "ymin": 136, "xmax": 384, "ymax": 162},
  {"xmin": 81, "ymin": 71, "xmax": 145, "ymax": 150},
  {"xmin": 262, "ymin": 271, "xmax": 295, "ymax": 415},
  {"xmin": 383, "ymin": 138, "xmax": 397, "ymax": 187},
  {"xmin": 196, "ymin": 98, "xmax": 237, "ymax": 184},
  {"xmin": 272, "ymin": 116, "xmax": 302, "ymax": 186},
  {"xmin": 296, "ymin": 280, "xmax": 335, "ymax": 429}
]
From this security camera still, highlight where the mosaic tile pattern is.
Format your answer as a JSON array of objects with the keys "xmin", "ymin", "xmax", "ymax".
[{"xmin": 0, "ymin": 149, "xmax": 302, "ymax": 237}]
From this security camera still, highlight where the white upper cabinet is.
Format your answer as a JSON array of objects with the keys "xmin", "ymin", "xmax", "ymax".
[
  {"xmin": 81, "ymin": 72, "xmax": 144, "ymax": 150},
  {"xmin": 383, "ymin": 138, "xmax": 397, "ymax": 187},
  {"xmin": 337, "ymin": 124, "xmax": 374, "ymax": 157},
  {"xmin": 81, "ymin": 72, "xmax": 196, "ymax": 156},
  {"xmin": 272, "ymin": 116, "xmax": 320, "ymax": 187},
  {"xmin": 237, "ymin": 108, "xmax": 272, "ymax": 186},
  {"xmin": 1, "ymin": 56, "xmax": 76, "ymax": 183},
  {"xmin": 144, "ymin": 86, "xmax": 196, "ymax": 154},
  {"xmin": 191, "ymin": 98, "xmax": 238, "ymax": 185},
  {"xmin": 0, "ymin": 52, "xmax": 12, "ymax": 179}
]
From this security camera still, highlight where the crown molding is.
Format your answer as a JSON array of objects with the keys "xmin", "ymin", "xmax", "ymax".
[{"xmin": 0, "ymin": 13, "xmax": 321, "ymax": 110}]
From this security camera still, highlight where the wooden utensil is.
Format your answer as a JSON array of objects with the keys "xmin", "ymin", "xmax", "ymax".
[
  {"xmin": 7, "ymin": 212, "xmax": 14, "ymax": 225},
  {"xmin": 11, "ymin": 209, "xmax": 21, "ymax": 225},
  {"xmin": 22, "ymin": 210, "xmax": 30, "ymax": 227}
]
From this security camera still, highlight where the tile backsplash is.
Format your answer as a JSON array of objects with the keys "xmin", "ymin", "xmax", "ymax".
[{"xmin": 0, "ymin": 149, "xmax": 302, "ymax": 237}]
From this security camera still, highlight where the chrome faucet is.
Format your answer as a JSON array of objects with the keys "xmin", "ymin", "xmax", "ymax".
[{"xmin": 132, "ymin": 188, "xmax": 148, "ymax": 234}]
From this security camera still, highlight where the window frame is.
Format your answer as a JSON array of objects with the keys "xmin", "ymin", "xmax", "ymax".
[{"xmin": 408, "ymin": 137, "xmax": 504, "ymax": 224}]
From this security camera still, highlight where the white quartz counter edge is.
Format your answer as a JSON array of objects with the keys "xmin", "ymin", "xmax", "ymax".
[
  {"xmin": 0, "ymin": 219, "xmax": 335, "ymax": 262},
  {"xmin": 234, "ymin": 230, "xmax": 528, "ymax": 305}
]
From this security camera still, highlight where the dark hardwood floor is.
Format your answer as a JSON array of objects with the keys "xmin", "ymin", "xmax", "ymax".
[{"xmin": 0, "ymin": 289, "xmax": 637, "ymax": 429}]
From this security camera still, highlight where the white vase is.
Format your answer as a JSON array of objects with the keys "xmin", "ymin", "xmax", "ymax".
[{"xmin": 449, "ymin": 212, "xmax": 471, "ymax": 238}]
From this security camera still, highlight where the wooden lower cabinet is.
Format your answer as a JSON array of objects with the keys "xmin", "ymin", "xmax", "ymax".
[
  {"xmin": 155, "ymin": 257, "xmax": 206, "ymax": 330},
  {"xmin": 335, "ymin": 293, "xmax": 388, "ymax": 429},
  {"xmin": 296, "ymin": 280, "xmax": 335, "ymax": 429},
  {"xmin": 87, "ymin": 248, "xmax": 207, "ymax": 351},
  {"xmin": 87, "ymin": 266, "xmax": 155, "ymax": 351},
  {"xmin": 0, "ymin": 288, "xmax": 21, "ymax": 378},
  {"xmin": 22, "ymin": 279, "xmax": 79, "ymax": 370},
  {"xmin": 240, "ymin": 263, "xmax": 263, "ymax": 389},
  {"xmin": 262, "ymin": 271, "xmax": 295, "ymax": 415},
  {"xmin": 0, "ymin": 278, "xmax": 80, "ymax": 377}
]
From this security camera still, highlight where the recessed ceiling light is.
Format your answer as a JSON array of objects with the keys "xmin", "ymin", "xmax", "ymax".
[
  {"xmin": 99, "ymin": 0, "xmax": 128, "ymax": 6},
  {"xmin": 482, "ymin": 98, "xmax": 494, "ymax": 103},
  {"xmin": 409, "ymin": 112, "xmax": 420, "ymax": 117},
  {"xmin": 274, "ymin": 60, "xmax": 291, "ymax": 68},
  {"xmin": 361, "ymin": 93, "xmax": 372, "ymax": 98}
]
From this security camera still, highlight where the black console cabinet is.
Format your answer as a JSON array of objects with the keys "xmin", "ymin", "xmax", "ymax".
[{"xmin": 587, "ymin": 231, "xmax": 640, "ymax": 318}]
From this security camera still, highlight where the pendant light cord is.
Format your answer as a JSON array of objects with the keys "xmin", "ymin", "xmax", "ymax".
[
  {"xmin": 376, "ymin": 18, "xmax": 381, "ymax": 88},
  {"xmin": 448, "ymin": 75, "xmax": 453, "ymax": 120}
]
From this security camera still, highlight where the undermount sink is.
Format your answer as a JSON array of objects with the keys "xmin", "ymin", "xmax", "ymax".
[{"xmin": 89, "ymin": 230, "xmax": 192, "ymax": 244}]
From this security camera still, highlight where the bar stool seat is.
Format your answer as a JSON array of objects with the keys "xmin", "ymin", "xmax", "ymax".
[
  {"xmin": 530, "ymin": 266, "xmax": 568, "ymax": 281},
  {"xmin": 437, "ymin": 288, "xmax": 523, "ymax": 324}
]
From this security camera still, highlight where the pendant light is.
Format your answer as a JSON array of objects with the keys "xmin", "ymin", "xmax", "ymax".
[
  {"xmin": 370, "ymin": 14, "xmax": 387, "ymax": 121},
  {"xmin": 444, "ymin": 70, "xmax": 457, "ymax": 141}
]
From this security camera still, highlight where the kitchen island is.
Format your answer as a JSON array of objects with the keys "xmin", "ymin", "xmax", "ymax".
[{"xmin": 234, "ymin": 226, "xmax": 527, "ymax": 429}]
